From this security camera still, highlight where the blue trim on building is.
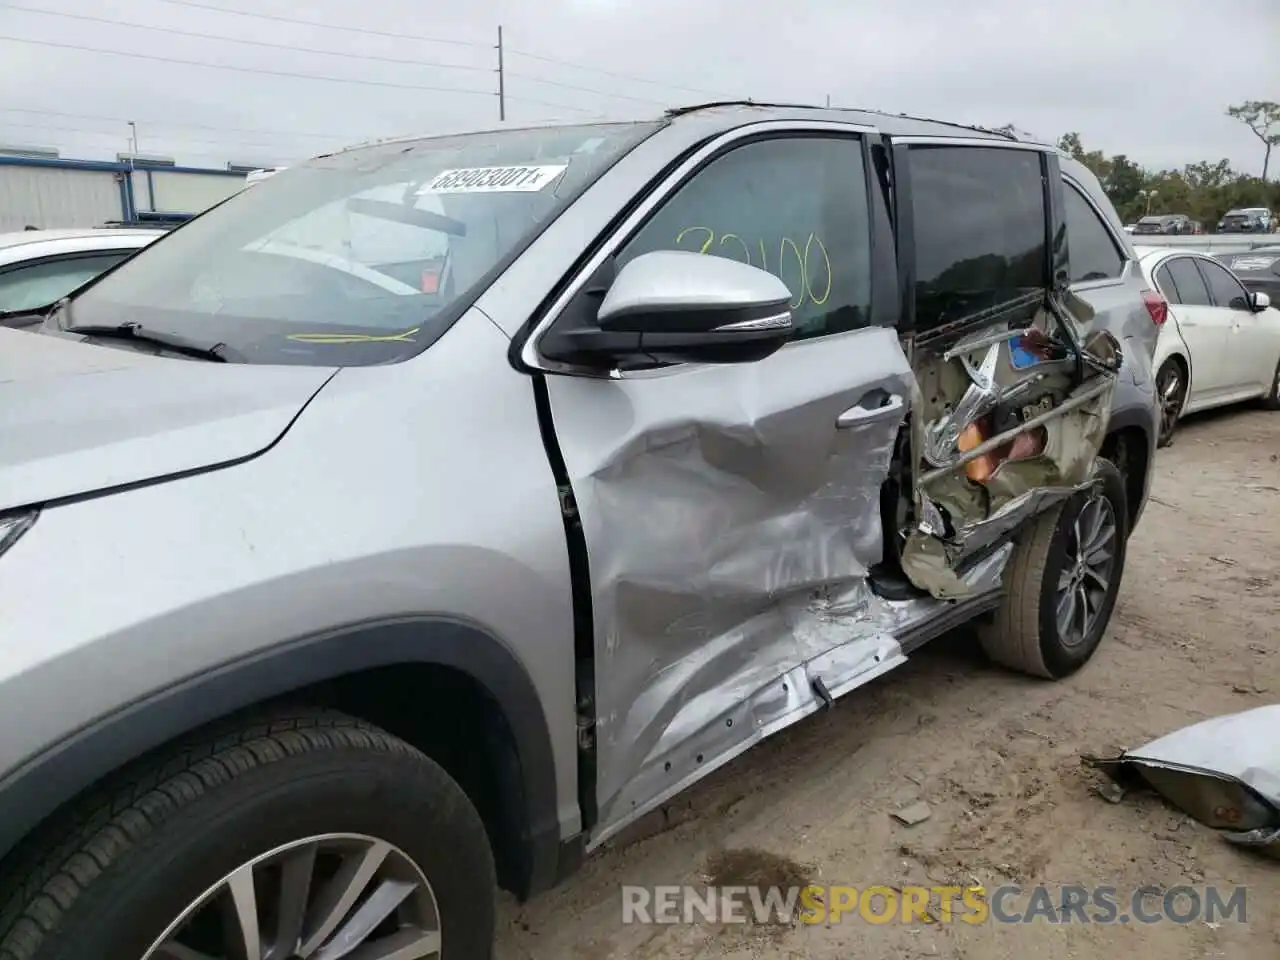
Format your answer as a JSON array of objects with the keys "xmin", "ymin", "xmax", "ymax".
[
  {"xmin": 0, "ymin": 153, "xmax": 247, "ymax": 224},
  {"xmin": 0, "ymin": 155, "xmax": 126, "ymax": 172},
  {"xmin": 0, "ymin": 155, "xmax": 246, "ymax": 177}
]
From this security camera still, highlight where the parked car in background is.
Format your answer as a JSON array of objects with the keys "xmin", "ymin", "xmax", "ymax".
[
  {"xmin": 1216, "ymin": 207, "xmax": 1274, "ymax": 234},
  {"xmin": 0, "ymin": 227, "xmax": 164, "ymax": 328},
  {"xmin": 1136, "ymin": 245, "xmax": 1280, "ymax": 445},
  {"xmin": 1213, "ymin": 246, "xmax": 1280, "ymax": 302},
  {"xmin": 0, "ymin": 104, "xmax": 1160, "ymax": 960},
  {"xmin": 1133, "ymin": 213, "xmax": 1194, "ymax": 236}
]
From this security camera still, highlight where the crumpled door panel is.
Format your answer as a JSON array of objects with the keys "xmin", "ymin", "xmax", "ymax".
[
  {"xmin": 901, "ymin": 293, "xmax": 1122, "ymax": 599},
  {"xmin": 544, "ymin": 326, "xmax": 915, "ymax": 847}
]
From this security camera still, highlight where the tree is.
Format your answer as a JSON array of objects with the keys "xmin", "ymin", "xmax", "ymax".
[
  {"xmin": 1226, "ymin": 101, "xmax": 1280, "ymax": 180},
  {"xmin": 1056, "ymin": 131, "xmax": 1110, "ymax": 180},
  {"xmin": 1104, "ymin": 154, "xmax": 1145, "ymax": 212},
  {"xmin": 1183, "ymin": 159, "xmax": 1233, "ymax": 190}
]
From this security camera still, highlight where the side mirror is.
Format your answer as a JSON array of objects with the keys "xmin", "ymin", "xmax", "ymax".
[
  {"xmin": 541, "ymin": 250, "xmax": 794, "ymax": 367},
  {"xmin": 1250, "ymin": 291, "xmax": 1271, "ymax": 312}
]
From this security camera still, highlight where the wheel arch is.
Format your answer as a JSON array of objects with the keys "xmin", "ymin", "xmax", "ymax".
[
  {"xmin": 0, "ymin": 617, "xmax": 568, "ymax": 902},
  {"xmin": 1100, "ymin": 405, "xmax": 1156, "ymax": 532}
]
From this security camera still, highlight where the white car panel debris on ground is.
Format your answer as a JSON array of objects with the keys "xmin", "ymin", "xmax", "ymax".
[{"xmin": 497, "ymin": 406, "xmax": 1280, "ymax": 959}]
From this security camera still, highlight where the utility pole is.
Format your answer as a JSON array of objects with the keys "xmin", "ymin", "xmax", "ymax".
[
  {"xmin": 825, "ymin": 94, "xmax": 831, "ymax": 108},
  {"xmin": 496, "ymin": 26, "xmax": 506, "ymax": 122},
  {"xmin": 127, "ymin": 120, "xmax": 138, "ymax": 160}
]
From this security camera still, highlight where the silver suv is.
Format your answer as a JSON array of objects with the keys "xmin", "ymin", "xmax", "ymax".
[{"xmin": 0, "ymin": 104, "xmax": 1159, "ymax": 960}]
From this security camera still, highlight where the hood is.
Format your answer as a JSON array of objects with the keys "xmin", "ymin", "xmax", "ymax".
[{"xmin": 0, "ymin": 328, "xmax": 337, "ymax": 512}]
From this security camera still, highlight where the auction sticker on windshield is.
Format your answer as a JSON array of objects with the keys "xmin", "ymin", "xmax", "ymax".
[{"xmin": 419, "ymin": 164, "xmax": 568, "ymax": 194}]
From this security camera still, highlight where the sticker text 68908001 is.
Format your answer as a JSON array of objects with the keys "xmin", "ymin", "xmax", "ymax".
[{"xmin": 418, "ymin": 164, "xmax": 568, "ymax": 195}]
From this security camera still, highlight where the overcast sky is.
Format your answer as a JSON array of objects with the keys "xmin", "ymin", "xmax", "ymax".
[{"xmin": 1, "ymin": 0, "xmax": 1277, "ymax": 175}]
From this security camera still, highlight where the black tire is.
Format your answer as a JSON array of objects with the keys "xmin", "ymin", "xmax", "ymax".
[
  {"xmin": 978, "ymin": 459, "xmax": 1129, "ymax": 680},
  {"xmin": 1155, "ymin": 358, "xmax": 1186, "ymax": 448},
  {"xmin": 1259, "ymin": 358, "xmax": 1280, "ymax": 410},
  {"xmin": 0, "ymin": 709, "xmax": 496, "ymax": 960}
]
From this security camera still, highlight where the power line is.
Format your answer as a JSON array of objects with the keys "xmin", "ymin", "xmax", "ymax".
[
  {"xmin": 0, "ymin": 35, "xmax": 591, "ymax": 113},
  {"xmin": 140, "ymin": 0, "xmax": 725, "ymax": 103},
  {"xmin": 141, "ymin": 0, "xmax": 489, "ymax": 49},
  {"xmin": 5, "ymin": 4, "xmax": 682, "ymax": 111},
  {"xmin": 0, "ymin": 106, "xmax": 361, "ymax": 141},
  {"xmin": 0, "ymin": 118, "xmax": 322, "ymax": 153},
  {"xmin": 1, "ymin": 3, "xmax": 493, "ymax": 75},
  {"xmin": 505, "ymin": 47, "xmax": 729, "ymax": 100},
  {"xmin": 505, "ymin": 71, "xmax": 668, "ymax": 107}
]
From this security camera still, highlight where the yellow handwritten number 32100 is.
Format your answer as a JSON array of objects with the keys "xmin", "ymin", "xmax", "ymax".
[{"xmin": 673, "ymin": 227, "xmax": 832, "ymax": 310}]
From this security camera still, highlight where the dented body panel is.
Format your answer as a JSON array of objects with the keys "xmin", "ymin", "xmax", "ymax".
[
  {"xmin": 0, "ymin": 105, "xmax": 1160, "ymax": 907},
  {"xmin": 545, "ymin": 326, "xmax": 914, "ymax": 843}
]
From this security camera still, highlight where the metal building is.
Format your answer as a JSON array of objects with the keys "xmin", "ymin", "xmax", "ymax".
[{"xmin": 0, "ymin": 150, "xmax": 249, "ymax": 232}]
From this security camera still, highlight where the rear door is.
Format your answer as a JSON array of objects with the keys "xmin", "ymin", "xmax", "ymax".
[
  {"xmin": 531, "ymin": 127, "xmax": 912, "ymax": 845},
  {"xmin": 1195, "ymin": 255, "xmax": 1275, "ymax": 391},
  {"xmin": 1159, "ymin": 255, "xmax": 1231, "ymax": 402}
]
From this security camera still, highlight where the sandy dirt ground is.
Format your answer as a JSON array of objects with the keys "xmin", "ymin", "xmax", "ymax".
[{"xmin": 495, "ymin": 404, "xmax": 1279, "ymax": 960}]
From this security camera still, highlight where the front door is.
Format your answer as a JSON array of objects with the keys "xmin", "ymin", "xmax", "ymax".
[
  {"xmin": 535, "ymin": 131, "xmax": 913, "ymax": 845},
  {"xmin": 1195, "ymin": 255, "xmax": 1276, "ymax": 392}
]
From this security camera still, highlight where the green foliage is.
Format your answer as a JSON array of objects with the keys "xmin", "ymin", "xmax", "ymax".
[{"xmin": 1044, "ymin": 104, "xmax": 1280, "ymax": 228}]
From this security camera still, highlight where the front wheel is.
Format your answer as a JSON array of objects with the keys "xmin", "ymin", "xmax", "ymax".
[
  {"xmin": 0, "ymin": 710, "xmax": 497, "ymax": 960},
  {"xmin": 1259, "ymin": 358, "xmax": 1280, "ymax": 410},
  {"xmin": 1155, "ymin": 359, "xmax": 1186, "ymax": 447},
  {"xmin": 978, "ymin": 458, "xmax": 1129, "ymax": 679}
]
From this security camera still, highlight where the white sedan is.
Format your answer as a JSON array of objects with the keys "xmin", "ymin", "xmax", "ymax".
[
  {"xmin": 0, "ymin": 227, "xmax": 165, "ymax": 328},
  {"xmin": 1137, "ymin": 245, "xmax": 1280, "ymax": 445}
]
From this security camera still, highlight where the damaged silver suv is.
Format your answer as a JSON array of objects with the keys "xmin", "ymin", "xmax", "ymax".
[{"xmin": 0, "ymin": 104, "xmax": 1160, "ymax": 959}]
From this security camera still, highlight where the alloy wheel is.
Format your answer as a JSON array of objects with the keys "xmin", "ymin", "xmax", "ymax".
[
  {"xmin": 141, "ymin": 833, "xmax": 442, "ymax": 960},
  {"xmin": 1156, "ymin": 363, "xmax": 1184, "ymax": 445},
  {"xmin": 1055, "ymin": 493, "xmax": 1118, "ymax": 649}
]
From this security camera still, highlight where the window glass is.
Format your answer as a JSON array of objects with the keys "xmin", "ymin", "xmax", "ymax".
[
  {"xmin": 1154, "ymin": 262, "xmax": 1181, "ymax": 303},
  {"xmin": 1063, "ymin": 182, "xmax": 1124, "ymax": 283},
  {"xmin": 67, "ymin": 121, "xmax": 661, "ymax": 366},
  {"xmin": 1164, "ymin": 257, "xmax": 1211, "ymax": 306},
  {"xmin": 1195, "ymin": 258, "xmax": 1250, "ymax": 310},
  {"xmin": 0, "ymin": 253, "xmax": 129, "ymax": 312},
  {"xmin": 907, "ymin": 146, "xmax": 1047, "ymax": 333},
  {"xmin": 618, "ymin": 136, "xmax": 872, "ymax": 340}
]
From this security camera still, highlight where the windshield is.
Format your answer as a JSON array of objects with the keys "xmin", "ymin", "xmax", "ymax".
[{"xmin": 66, "ymin": 121, "xmax": 661, "ymax": 365}]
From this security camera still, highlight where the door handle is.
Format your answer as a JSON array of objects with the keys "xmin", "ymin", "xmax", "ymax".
[{"xmin": 837, "ymin": 392, "xmax": 905, "ymax": 428}]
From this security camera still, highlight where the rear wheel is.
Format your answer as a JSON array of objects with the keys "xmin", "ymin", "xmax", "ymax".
[
  {"xmin": 1155, "ymin": 359, "xmax": 1186, "ymax": 447},
  {"xmin": 978, "ymin": 459, "xmax": 1128, "ymax": 679},
  {"xmin": 0, "ymin": 710, "xmax": 496, "ymax": 960}
]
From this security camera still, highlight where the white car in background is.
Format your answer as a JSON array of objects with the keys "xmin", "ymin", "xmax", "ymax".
[
  {"xmin": 0, "ymin": 227, "xmax": 165, "ymax": 328},
  {"xmin": 1136, "ymin": 245, "xmax": 1280, "ymax": 445}
]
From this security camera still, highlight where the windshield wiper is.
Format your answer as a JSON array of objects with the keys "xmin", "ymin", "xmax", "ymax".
[{"xmin": 63, "ymin": 322, "xmax": 243, "ymax": 362}]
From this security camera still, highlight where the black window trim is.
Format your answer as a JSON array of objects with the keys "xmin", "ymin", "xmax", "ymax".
[
  {"xmin": 889, "ymin": 135, "xmax": 1055, "ymax": 340},
  {"xmin": 525, "ymin": 118, "xmax": 889, "ymax": 377},
  {"xmin": 1190, "ymin": 254, "xmax": 1251, "ymax": 310},
  {"xmin": 0, "ymin": 247, "xmax": 140, "ymax": 279},
  {"xmin": 1060, "ymin": 173, "xmax": 1130, "ymax": 290},
  {"xmin": 1153, "ymin": 259, "xmax": 1182, "ymax": 304},
  {"xmin": 0, "ymin": 247, "xmax": 143, "ymax": 318},
  {"xmin": 1159, "ymin": 253, "xmax": 1213, "ymax": 307}
]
